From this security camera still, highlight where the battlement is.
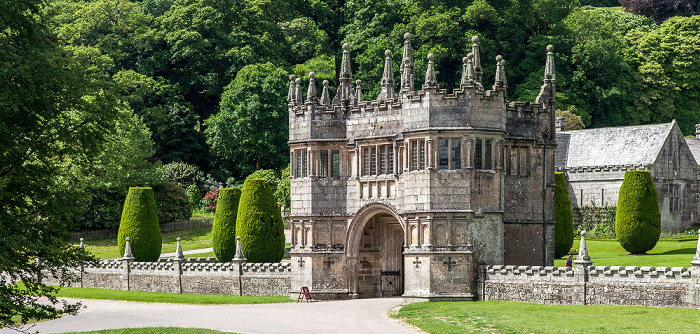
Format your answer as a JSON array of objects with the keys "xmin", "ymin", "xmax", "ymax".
[{"xmin": 566, "ymin": 164, "xmax": 649, "ymax": 174}]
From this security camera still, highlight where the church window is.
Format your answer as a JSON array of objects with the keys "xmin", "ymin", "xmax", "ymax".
[
  {"xmin": 320, "ymin": 150, "xmax": 329, "ymax": 177},
  {"xmin": 380, "ymin": 146, "xmax": 387, "ymax": 174},
  {"xmin": 451, "ymin": 139, "xmax": 461, "ymax": 169},
  {"xmin": 332, "ymin": 150, "xmax": 340, "ymax": 177},
  {"xmin": 295, "ymin": 150, "xmax": 308, "ymax": 178},
  {"xmin": 363, "ymin": 148, "xmax": 370, "ymax": 176},
  {"xmin": 439, "ymin": 138, "xmax": 462, "ymax": 170},
  {"xmin": 371, "ymin": 147, "xmax": 377, "ymax": 175},
  {"xmin": 388, "ymin": 146, "xmax": 394, "ymax": 174},
  {"xmin": 475, "ymin": 139, "xmax": 492, "ymax": 170},
  {"xmin": 670, "ymin": 184, "xmax": 681, "ymax": 212}
]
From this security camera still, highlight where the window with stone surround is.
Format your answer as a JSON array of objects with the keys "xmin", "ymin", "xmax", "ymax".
[
  {"xmin": 475, "ymin": 139, "xmax": 492, "ymax": 170},
  {"xmin": 295, "ymin": 149, "xmax": 308, "ymax": 178},
  {"xmin": 410, "ymin": 139, "xmax": 425, "ymax": 171},
  {"xmin": 670, "ymin": 184, "xmax": 681, "ymax": 212},
  {"xmin": 439, "ymin": 138, "xmax": 462, "ymax": 170},
  {"xmin": 319, "ymin": 149, "xmax": 340, "ymax": 177},
  {"xmin": 362, "ymin": 145, "xmax": 394, "ymax": 176}
]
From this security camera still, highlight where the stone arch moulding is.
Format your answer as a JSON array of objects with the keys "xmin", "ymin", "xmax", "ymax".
[{"xmin": 346, "ymin": 202, "xmax": 406, "ymax": 257}]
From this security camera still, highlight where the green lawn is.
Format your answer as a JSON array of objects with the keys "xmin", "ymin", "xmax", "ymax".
[
  {"xmin": 77, "ymin": 226, "xmax": 214, "ymax": 259},
  {"xmin": 63, "ymin": 328, "xmax": 235, "ymax": 334},
  {"xmin": 553, "ymin": 239, "xmax": 698, "ymax": 267},
  {"xmin": 396, "ymin": 301, "xmax": 700, "ymax": 333},
  {"xmin": 55, "ymin": 286, "xmax": 292, "ymax": 304}
]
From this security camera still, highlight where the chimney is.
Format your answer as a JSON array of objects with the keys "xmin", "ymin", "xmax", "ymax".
[{"xmin": 556, "ymin": 117, "xmax": 566, "ymax": 132}]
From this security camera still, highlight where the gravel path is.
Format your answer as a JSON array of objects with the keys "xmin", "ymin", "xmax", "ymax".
[{"xmin": 2, "ymin": 297, "xmax": 419, "ymax": 334}]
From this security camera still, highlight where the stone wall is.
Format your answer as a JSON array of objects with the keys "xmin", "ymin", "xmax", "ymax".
[
  {"xmin": 479, "ymin": 264, "xmax": 700, "ymax": 308},
  {"xmin": 44, "ymin": 258, "xmax": 291, "ymax": 296}
]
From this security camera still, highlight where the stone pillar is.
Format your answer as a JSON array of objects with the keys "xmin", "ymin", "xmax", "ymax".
[
  {"xmin": 573, "ymin": 230, "xmax": 592, "ymax": 305},
  {"xmin": 427, "ymin": 139, "xmax": 434, "ymax": 170},
  {"xmin": 79, "ymin": 238, "xmax": 85, "ymax": 287},
  {"xmin": 174, "ymin": 237, "xmax": 185, "ymax": 294},
  {"xmin": 120, "ymin": 237, "xmax": 135, "ymax": 291},
  {"xmin": 232, "ymin": 236, "xmax": 247, "ymax": 296}
]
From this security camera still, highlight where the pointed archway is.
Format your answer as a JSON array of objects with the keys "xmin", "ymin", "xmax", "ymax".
[{"xmin": 346, "ymin": 203, "xmax": 406, "ymax": 298}]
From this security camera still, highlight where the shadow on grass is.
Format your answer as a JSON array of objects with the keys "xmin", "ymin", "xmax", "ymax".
[{"xmin": 654, "ymin": 247, "xmax": 696, "ymax": 255}]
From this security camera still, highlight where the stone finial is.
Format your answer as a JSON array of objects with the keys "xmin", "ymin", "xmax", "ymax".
[
  {"xmin": 356, "ymin": 80, "xmax": 363, "ymax": 103},
  {"xmin": 471, "ymin": 36, "xmax": 482, "ymax": 84},
  {"xmin": 123, "ymin": 237, "xmax": 134, "ymax": 260},
  {"xmin": 400, "ymin": 32, "xmax": 415, "ymax": 93},
  {"xmin": 460, "ymin": 56, "xmax": 469, "ymax": 86},
  {"xmin": 233, "ymin": 236, "xmax": 246, "ymax": 262},
  {"xmin": 320, "ymin": 80, "xmax": 331, "ymax": 106},
  {"xmin": 332, "ymin": 43, "xmax": 356, "ymax": 106},
  {"xmin": 493, "ymin": 55, "xmax": 507, "ymax": 91},
  {"xmin": 306, "ymin": 72, "xmax": 317, "ymax": 103},
  {"xmin": 80, "ymin": 238, "xmax": 84, "ymax": 249},
  {"xmin": 294, "ymin": 78, "xmax": 303, "ymax": 104},
  {"xmin": 377, "ymin": 50, "xmax": 397, "ymax": 101},
  {"xmin": 423, "ymin": 53, "xmax": 437, "ymax": 88},
  {"xmin": 690, "ymin": 229, "xmax": 700, "ymax": 267},
  {"xmin": 695, "ymin": 124, "xmax": 700, "ymax": 139},
  {"xmin": 573, "ymin": 230, "xmax": 592, "ymax": 267},
  {"xmin": 175, "ymin": 237, "xmax": 185, "ymax": 261},
  {"xmin": 287, "ymin": 75, "xmax": 296, "ymax": 103},
  {"xmin": 545, "ymin": 45, "xmax": 555, "ymax": 80},
  {"xmin": 555, "ymin": 117, "xmax": 566, "ymax": 132}
]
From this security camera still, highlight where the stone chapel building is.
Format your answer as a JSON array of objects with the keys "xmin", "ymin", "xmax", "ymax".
[
  {"xmin": 555, "ymin": 120, "xmax": 700, "ymax": 232},
  {"xmin": 287, "ymin": 34, "xmax": 557, "ymax": 301}
]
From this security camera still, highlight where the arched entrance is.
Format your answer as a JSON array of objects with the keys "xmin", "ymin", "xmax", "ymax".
[{"xmin": 347, "ymin": 204, "xmax": 405, "ymax": 298}]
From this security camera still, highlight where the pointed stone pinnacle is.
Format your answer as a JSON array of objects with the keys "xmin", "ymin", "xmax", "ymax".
[
  {"xmin": 471, "ymin": 36, "xmax": 482, "ymax": 84},
  {"xmin": 494, "ymin": 55, "xmax": 507, "ymax": 90},
  {"xmin": 574, "ymin": 230, "xmax": 592, "ymax": 267},
  {"xmin": 545, "ymin": 45, "xmax": 555, "ymax": 80},
  {"xmin": 356, "ymin": 79, "xmax": 363, "ymax": 103},
  {"xmin": 294, "ymin": 78, "xmax": 303, "ymax": 104},
  {"xmin": 175, "ymin": 237, "xmax": 185, "ymax": 261},
  {"xmin": 306, "ymin": 72, "xmax": 317, "ymax": 103},
  {"xmin": 320, "ymin": 80, "xmax": 331, "ymax": 106},
  {"xmin": 287, "ymin": 75, "xmax": 296, "ymax": 103},
  {"xmin": 400, "ymin": 32, "xmax": 415, "ymax": 93},
  {"xmin": 123, "ymin": 237, "xmax": 134, "ymax": 260},
  {"xmin": 424, "ymin": 53, "xmax": 437, "ymax": 88},
  {"xmin": 377, "ymin": 50, "xmax": 397, "ymax": 101}
]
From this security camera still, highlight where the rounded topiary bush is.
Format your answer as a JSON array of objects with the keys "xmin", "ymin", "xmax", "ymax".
[
  {"xmin": 554, "ymin": 172, "xmax": 574, "ymax": 258},
  {"xmin": 236, "ymin": 179, "xmax": 285, "ymax": 263},
  {"xmin": 118, "ymin": 187, "xmax": 162, "ymax": 261},
  {"xmin": 212, "ymin": 188, "xmax": 242, "ymax": 262},
  {"xmin": 615, "ymin": 170, "xmax": 661, "ymax": 254}
]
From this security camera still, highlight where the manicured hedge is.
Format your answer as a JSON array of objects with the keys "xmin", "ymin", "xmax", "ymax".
[
  {"xmin": 554, "ymin": 172, "xmax": 574, "ymax": 258},
  {"xmin": 615, "ymin": 170, "xmax": 661, "ymax": 254},
  {"xmin": 117, "ymin": 187, "xmax": 162, "ymax": 261},
  {"xmin": 212, "ymin": 188, "xmax": 242, "ymax": 262},
  {"xmin": 236, "ymin": 179, "xmax": 284, "ymax": 263}
]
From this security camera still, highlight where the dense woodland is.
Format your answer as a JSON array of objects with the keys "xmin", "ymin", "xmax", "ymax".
[{"xmin": 2, "ymin": 0, "xmax": 700, "ymax": 326}]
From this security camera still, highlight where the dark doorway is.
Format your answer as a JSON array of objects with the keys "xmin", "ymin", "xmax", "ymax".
[{"xmin": 356, "ymin": 213, "xmax": 404, "ymax": 298}]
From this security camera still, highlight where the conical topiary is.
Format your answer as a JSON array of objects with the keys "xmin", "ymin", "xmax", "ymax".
[
  {"xmin": 615, "ymin": 170, "xmax": 661, "ymax": 254},
  {"xmin": 117, "ymin": 187, "xmax": 162, "ymax": 261},
  {"xmin": 554, "ymin": 172, "xmax": 574, "ymax": 258},
  {"xmin": 211, "ymin": 188, "xmax": 242, "ymax": 262},
  {"xmin": 236, "ymin": 179, "xmax": 284, "ymax": 263}
]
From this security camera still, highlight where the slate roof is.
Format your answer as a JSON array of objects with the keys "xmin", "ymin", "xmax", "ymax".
[
  {"xmin": 685, "ymin": 137, "xmax": 700, "ymax": 165},
  {"xmin": 555, "ymin": 122, "xmax": 673, "ymax": 169}
]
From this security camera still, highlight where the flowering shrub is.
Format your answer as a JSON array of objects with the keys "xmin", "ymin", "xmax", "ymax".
[{"xmin": 203, "ymin": 188, "xmax": 220, "ymax": 213}]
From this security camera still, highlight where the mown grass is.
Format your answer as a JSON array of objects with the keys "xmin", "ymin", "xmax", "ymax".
[
  {"xmin": 553, "ymin": 239, "xmax": 698, "ymax": 267},
  {"xmin": 396, "ymin": 301, "xmax": 700, "ymax": 333},
  {"xmin": 55, "ymin": 286, "xmax": 292, "ymax": 305},
  {"xmin": 62, "ymin": 328, "xmax": 235, "ymax": 334},
  {"xmin": 76, "ymin": 226, "xmax": 214, "ymax": 259}
]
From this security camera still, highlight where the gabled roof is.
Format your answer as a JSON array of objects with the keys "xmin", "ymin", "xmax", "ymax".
[
  {"xmin": 685, "ymin": 137, "xmax": 700, "ymax": 165},
  {"xmin": 555, "ymin": 122, "xmax": 674, "ymax": 169}
]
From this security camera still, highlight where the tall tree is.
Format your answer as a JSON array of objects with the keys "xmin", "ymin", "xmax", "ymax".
[
  {"xmin": 205, "ymin": 63, "xmax": 290, "ymax": 180},
  {"xmin": 1, "ymin": 0, "xmax": 119, "ymax": 327},
  {"xmin": 621, "ymin": 0, "xmax": 700, "ymax": 23}
]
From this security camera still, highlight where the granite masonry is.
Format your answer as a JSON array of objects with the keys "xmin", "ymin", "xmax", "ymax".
[{"xmin": 288, "ymin": 34, "xmax": 558, "ymax": 302}]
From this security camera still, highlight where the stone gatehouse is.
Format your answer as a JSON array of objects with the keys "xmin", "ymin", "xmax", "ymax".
[{"xmin": 287, "ymin": 34, "xmax": 557, "ymax": 301}]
